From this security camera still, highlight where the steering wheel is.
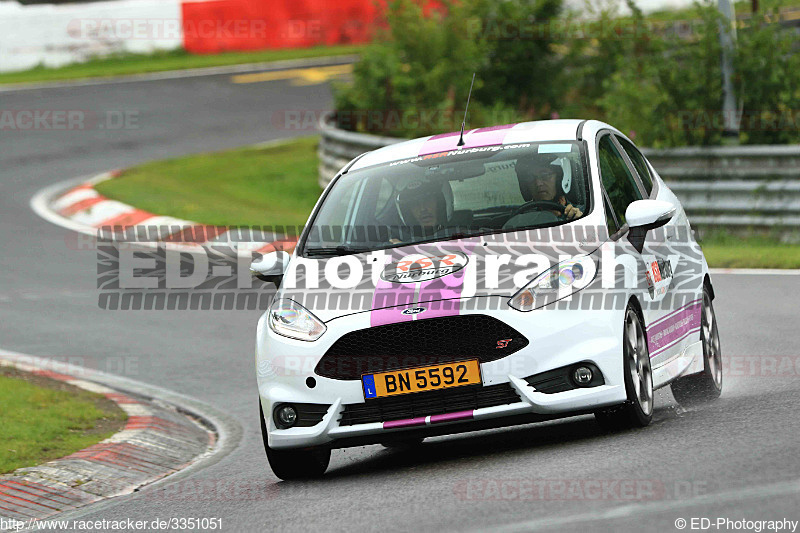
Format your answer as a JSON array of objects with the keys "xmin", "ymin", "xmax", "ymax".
[{"xmin": 508, "ymin": 200, "xmax": 566, "ymax": 219}]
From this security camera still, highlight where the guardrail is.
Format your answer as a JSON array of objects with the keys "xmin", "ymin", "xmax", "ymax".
[
  {"xmin": 317, "ymin": 122, "xmax": 402, "ymax": 187},
  {"xmin": 318, "ymin": 119, "xmax": 800, "ymax": 237},
  {"xmin": 642, "ymin": 145, "xmax": 800, "ymax": 231}
]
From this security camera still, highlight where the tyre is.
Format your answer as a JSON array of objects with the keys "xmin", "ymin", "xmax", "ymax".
[
  {"xmin": 670, "ymin": 286, "xmax": 723, "ymax": 406},
  {"xmin": 259, "ymin": 403, "xmax": 330, "ymax": 480},
  {"xmin": 595, "ymin": 305, "xmax": 654, "ymax": 429}
]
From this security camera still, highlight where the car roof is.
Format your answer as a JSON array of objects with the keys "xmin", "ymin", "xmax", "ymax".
[{"xmin": 348, "ymin": 119, "xmax": 610, "ymax": 172}]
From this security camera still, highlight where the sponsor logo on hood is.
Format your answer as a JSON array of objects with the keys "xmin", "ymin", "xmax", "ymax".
[{"xmin": 381, "ymin": 252, "xmax": 468, "ymax": 284}]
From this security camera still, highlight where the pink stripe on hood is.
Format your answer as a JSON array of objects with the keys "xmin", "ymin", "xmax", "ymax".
[
  {"xmin": 370, "ymin": 243, "xmax": 477, "ymax": 326},
  {"xmin": 370, "ymin": 267, "xmax": 416, "ymax": 327},
  {"xmin": 417, "ymin": 242, "xmax": 477, "ymax": 319}
]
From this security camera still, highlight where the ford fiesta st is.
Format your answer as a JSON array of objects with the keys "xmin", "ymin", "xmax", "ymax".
[{"xmin": 252, "ymin": 119, "xmax": 723, "ymax": 480}]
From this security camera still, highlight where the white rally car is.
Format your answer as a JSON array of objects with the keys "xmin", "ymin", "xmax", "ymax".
[{"xmin": 253, "ymin": 119, "xmax": 723, "ymax": 480}]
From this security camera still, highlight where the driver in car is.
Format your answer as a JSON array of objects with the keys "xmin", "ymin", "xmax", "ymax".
[
  {"xmin": 389, "ymin": 181, "xmax": 445, "ymax": 243},
  {"xmin": 515, "ymin": 157, "xmax": 583, "ymax": 220}
]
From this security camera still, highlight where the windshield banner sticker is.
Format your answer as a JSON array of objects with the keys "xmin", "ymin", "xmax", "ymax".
[{"xmin": 389, "ymin": 144, "xmax": 531, "ymax": 167}]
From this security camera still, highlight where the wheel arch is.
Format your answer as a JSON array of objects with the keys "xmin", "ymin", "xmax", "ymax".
[
  {"xmin": 704, "ymin": 274, "xmax": 715, "ymax": 300},
  {"xmin": 626, "ymin": 294, "xmax": 646, "ymax": 326}
]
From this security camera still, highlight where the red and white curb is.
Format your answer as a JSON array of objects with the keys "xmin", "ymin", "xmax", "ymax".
[
  {"xmin": 31, "ymin": 170, "xmax": 298, "ymax": 257},
  {"xmin": 0, "ymin": 351, "xmax": 241, "ymax": 527}
]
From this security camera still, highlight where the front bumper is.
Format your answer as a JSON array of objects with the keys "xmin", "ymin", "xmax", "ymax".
[{"xmin": 256, "ymin": 297, "xmax": 629, "ymax": 449}]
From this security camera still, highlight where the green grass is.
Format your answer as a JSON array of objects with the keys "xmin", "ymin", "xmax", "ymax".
[
  {"xmin": 95, "ymin": 137, "xmax": 323, "ymax": 228},
  {"xmin": 700, "ymin": 234, "xmax": 800, "ymax": 269},
  {"xmin": 0, "ymin": 369, "xmax": 127, "ymax": 474},
  {"xmin": 0, "ymin": 45, "xmax": 366, "ymax": 86}
]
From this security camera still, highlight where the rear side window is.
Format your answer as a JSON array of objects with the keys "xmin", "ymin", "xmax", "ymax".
[
  {"xmin": 616, "ymin": 136, "xmax": 654, "ymax": 196},
  {"xmin": 598, "ymin": 135, "xmax": 643, "ymax": 226}
]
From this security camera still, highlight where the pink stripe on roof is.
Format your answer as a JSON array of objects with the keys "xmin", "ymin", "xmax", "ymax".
[
  {"xmin": 418, "ymin": 131, "xmax": 465, "ymax": 156},
  {"xmin": 418, "ymin": 124, "xmax": 517, "ymax": 156}
]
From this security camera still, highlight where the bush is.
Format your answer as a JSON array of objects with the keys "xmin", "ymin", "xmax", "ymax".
[
  {"xmin": 735, "ymin": 9, "xmax": 800, "ymax": 145},
  {"xmin": 335, "ymin": 0, "xmax": 800, "ymax": 146},
  {"xmin": 334, "ymin": 0, "xmax": 489, "ymax": 137},
  {"xmin": 596, "ymin": 1, "xmax": 800, "ymax": 146},
  {"xmin": 334, "ymin": 0, "xmax": 565, "ymax": 137},
  {"xmin": 596, "ymin": 1, "xmax": 725, "ymax": 147},
  {"xmin": 469, "ymin": 0, "xmax": 565, "ymax": 116}
]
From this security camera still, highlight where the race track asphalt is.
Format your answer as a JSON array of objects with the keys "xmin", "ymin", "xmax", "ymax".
[{"xmin": 1, "ymin": 64, "xmax": 798, "ymax": 532}]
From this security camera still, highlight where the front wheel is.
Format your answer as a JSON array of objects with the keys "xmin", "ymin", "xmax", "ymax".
[
  {"xmin": 260, "ymin": 403, "xmax": 330, "ymax": 480},
  {"xmin": 595, "ymin": 305, "xmax": 654, "ymax": 429},
  {"xmin": 670, "ymin": 287, "xmax": 723, "ymax": 406}
]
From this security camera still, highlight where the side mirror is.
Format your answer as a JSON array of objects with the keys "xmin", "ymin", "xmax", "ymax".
[
  {"xmin": 250, "ymin": 251, "xmax": 290, "ymax": 286},
  {"xmin": 625, "ymin": 199, "xmax": 675, "ymax": 229},
  {"xmin": 625, "ymin": 200, "xmax": 676, "ymax": 253}
]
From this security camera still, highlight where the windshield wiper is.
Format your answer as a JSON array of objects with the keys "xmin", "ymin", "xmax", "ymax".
[{"xmin": 305, "ymin": 245, "xmax": 372, "ymax": 257}]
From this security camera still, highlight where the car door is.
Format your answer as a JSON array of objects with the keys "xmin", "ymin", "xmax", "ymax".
[
  {"xmin": 615, "ymin": 135, "xmax": 703, "ymax": 369},
  {"xmin": 597, "ymin": 133, "xmax": 675, "ymax": 368}
]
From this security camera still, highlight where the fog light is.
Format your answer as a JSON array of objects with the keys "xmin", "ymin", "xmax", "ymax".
[
  {"xmin": 573, "ymin": 366, "xmax": 593, "ymax": 386},
  {"xmin": 275, "ymin": 405, "xmax": 297, "ymax": 428}
]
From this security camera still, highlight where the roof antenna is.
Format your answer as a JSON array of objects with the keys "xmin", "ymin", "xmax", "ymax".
[{"xmin": 457, "ymin": 73, "xmax": 476, "ymax": 147}]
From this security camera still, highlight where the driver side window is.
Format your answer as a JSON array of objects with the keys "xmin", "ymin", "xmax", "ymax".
[{"xmin": 598, "ymin": 135, "xmax": 643, "ymax": 226}]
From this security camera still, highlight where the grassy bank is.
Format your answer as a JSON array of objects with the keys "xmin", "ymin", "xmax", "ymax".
[
  {"xmin": 0, "ymin": 45, "xmax": 365, "ymax": 86},
  {"xmin": 0, "ymin": 367, "xmax": 127, "ymax": 474},
  {"xmin": 699, "ymin": 235, "xmax": 800, "ymax": 269},
  {"xmin": 95, "ymin": 137, "xmax": 322, "ymax": 228}
]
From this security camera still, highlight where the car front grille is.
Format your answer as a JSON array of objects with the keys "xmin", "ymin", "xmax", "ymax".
[
  {"xmin": 338, "ymin": 383, "xmax": 522, "ymax": 426},
  {"xmin": 316, "ymin": 315, "xmax": 529, "ymax": 380}
]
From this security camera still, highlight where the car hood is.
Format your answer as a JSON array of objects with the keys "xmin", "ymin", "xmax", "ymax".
[{"xmin": 277, "ymin": 227, "xmax": 603, "ymax": 323}]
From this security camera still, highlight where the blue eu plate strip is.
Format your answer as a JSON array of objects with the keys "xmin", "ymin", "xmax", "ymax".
[{"xmin": 362, "ymin": 374, "xmax": 377, "ymax": 399}]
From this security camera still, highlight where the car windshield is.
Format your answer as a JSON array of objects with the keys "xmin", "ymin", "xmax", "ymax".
[{"xmin": 301, "ymin": 142, "xmax": 589, "ymax": 256}]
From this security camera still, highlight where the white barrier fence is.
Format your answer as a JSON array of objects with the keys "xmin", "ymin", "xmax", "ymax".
[{"xmin": 0, "ymin": 0, "xmax": 182, "ymax": 73}]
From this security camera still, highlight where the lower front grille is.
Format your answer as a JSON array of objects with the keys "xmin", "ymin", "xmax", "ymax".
[{"xmin": 338, "ymin": 383, "xmax": 521, "ymax": 426}]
